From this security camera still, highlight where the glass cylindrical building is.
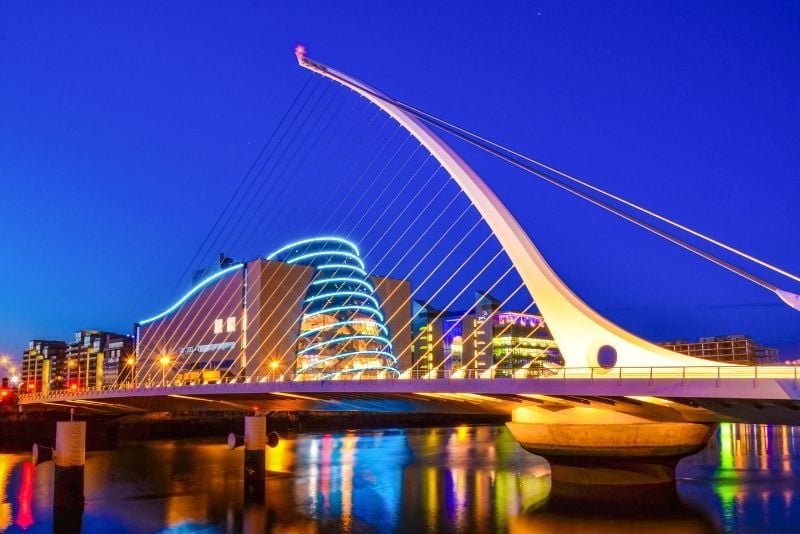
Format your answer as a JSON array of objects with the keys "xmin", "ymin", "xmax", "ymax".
[{"xmin": 267, "ymin": 237, "xmax": 397, "ymax": 379}]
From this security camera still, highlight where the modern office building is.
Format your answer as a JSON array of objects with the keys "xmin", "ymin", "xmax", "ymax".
[
  {"xmin": 21, "ymin": 332, "xmax": 133, "ymax": 393},
  {"xmin": 411, "ymin": 291, "xmax": 562, "ymax": 376},
  {"xmin": 21, "ymin": 340, "xmax": 67, "ymax": 394},
  {"xmin": 410, "ymin": 301, "xmax": 445, "ymax": 373},
  {"xmin": 658, "ymin": 335, "xmax": 779, "ymax": 366},
  {"xmin": 63, "ymin": 330, "xmax": 133, "ymax": 390},
  {"xmin": 135, "ymin": 237, "xmax": 412, "ymax": 384},
  {"xmin": 102, "ymin": 333, "xmax": 136, "ymax": 386}
]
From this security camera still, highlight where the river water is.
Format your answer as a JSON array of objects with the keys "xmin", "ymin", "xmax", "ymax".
[{"xmin": 0, "ymin": 423, "xmax": 798, "ymax": 533}]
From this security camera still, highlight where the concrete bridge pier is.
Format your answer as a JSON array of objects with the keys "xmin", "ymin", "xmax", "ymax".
[
  {"xmin": 33, "ymin": 418, "xmax": 86, "ymax": 532},
  {"xmin": 51, "ymin": 420, "xmax": 86, "ymax": 533},
  {"xmin": 244, "ymin": 415, "xmax": 267, "ymax": 486},
  {"xmin": 228, "ymin": 414, "xmax": 280, "ymax": 500},
  {"xmin": 226, "ymin": 415, "xmax": 268, "ymax": 500},
  {"xmin": 53, "ymin": 421, "xmax": 86, "ymax": 507},
  {"xmin": 506, "ymin": 406, "xmax": 717, "ymax": 507}
]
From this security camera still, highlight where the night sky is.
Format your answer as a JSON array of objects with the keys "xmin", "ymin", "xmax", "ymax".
[{"xmin": 1, "ymin": 1, "xmax": 798, "ymax": 362}]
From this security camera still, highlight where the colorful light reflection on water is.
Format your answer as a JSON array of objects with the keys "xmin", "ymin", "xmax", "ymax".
[
  {"xmin": 0, "ymin": 424, "xmax": 799, "ymax": 532},
  {"xmin": 679, "ymin": 423, "xmax": 800, "ymax": 533}
]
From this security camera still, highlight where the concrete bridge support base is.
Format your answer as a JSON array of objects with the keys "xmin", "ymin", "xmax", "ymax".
[
  {"xmin": 52, "ymin": 421, "xmax": 86, "ymax": 534},
  {"xmin": 506, "ymin": 406, "xmax": 716, "ymax": 506},
  {"xmin": 244, "ymin": 415, "xmax": 267, "ymax": 500}
]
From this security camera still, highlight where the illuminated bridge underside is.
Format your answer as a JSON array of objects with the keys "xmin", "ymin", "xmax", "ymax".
[
  {"xmin": 297, "ymin": 54, "xmax": 726, "ymax": 370},
  {"xmin": 18, "ymin": 373, "xmax": 800, "ymax": 424}
]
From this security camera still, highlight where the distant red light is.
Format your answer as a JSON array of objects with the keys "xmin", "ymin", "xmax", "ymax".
[
  {"xmin": 70, "ymin": 384, "xmax": 78, "ymax": 391},
  {"xmin": 0, "ymin": 390, "xmax": 8, "ymax": 397},
  {"xmin": 27, "ymin": 383, "xmax": 35, "ymax": 390}
]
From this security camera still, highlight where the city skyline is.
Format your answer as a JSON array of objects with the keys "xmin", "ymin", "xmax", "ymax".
[{"xmin": 2, "ymin": 2, "xmax": 799, "ymax": 360}]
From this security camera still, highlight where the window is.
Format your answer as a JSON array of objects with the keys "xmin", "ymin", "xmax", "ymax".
[
  {"xmin": 226, "ymin": 317, "xmax": 236, "ymax": 333},
  {"xmin": 213, "ymin": 319, "xmax": 223, "ymax": 334}
]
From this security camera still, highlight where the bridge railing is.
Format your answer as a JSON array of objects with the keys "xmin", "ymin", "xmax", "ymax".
[{"xmin": 16, "ymin": 364, "xmax": 800, "ymax": 402}]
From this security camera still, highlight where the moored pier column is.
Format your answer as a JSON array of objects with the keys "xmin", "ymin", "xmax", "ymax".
[
  {"xmin": 228, "ymin": 414, "xmax": 280, "ymax": 501},
  {"xmin": 244, "ymin": 416, "xmax": 267, "ymax": 484},
  {"xmin": 46, "ymin": 420, "xmax": 87, "ymax": 533},
  {"xmin": 53, "ymin": 420, "xmax": 86, "ymax": 508},
  {"xmin": 506, "ymin": 406, "xmax": 716, "ymax": 506}
]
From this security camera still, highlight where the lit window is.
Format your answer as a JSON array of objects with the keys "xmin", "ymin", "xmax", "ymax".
[
  {"xmin": 226, "ymin": 317, "xmax": 236, "ymax": 333},
  {"xmin": 213, "ymin": 319, "xmax": 223, "ymax": 334}
]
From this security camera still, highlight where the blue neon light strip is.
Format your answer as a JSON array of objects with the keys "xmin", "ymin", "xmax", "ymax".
[
  {"xmin": 310, "ymin": 276, "xmax": 374, "ymax": 290},
  {"xmin": 297, "ymin": 350, "xmax": 397, "ymax": 374},
  {"xmin": 305, "ymin": 291, "xmax": 381, "ymax": 308},
  {"xmin": 139, "ymin": 263, "xmax": 244, "ymax": 325},
  {"xmin": 266, "ymin": 236, "xmax": 360, "ymax": 260},
  {"xmin": 317, "ymin": 263, "xmax": 368, "ymax": 276},
  {"xmin": 299, "ymin": 334, "xmax": 393, "ymax": 354},
  {"xmin": 319, "ymin": 366, "xmax": 401, "ymax": 380},
  {"xmin": 286, "ymin": 251, "xmax": 366, "ymax": 269},
  {"xmin": 302, "ymin": 304, "xmax": 384, "ymax": 321},
  {"xmin": 298, "ymin": 319, "xmax": 389, "ymax": 338}
]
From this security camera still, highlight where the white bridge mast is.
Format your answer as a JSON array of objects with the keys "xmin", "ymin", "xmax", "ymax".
[{"xmin": 296, "ymin": 47, "xmax": 733, "ymax": 369}]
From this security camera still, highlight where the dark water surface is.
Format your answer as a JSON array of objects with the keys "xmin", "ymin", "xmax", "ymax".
[{"xmin": 1, "ymin": 423, "xmax": 799, "ymax": 533}]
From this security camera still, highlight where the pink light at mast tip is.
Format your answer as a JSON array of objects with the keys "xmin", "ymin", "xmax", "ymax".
[{"xmin": 294, "ymin": 44, "xmax": 307, "ymax": 63}]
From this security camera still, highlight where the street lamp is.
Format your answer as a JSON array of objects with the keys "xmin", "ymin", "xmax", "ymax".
[
  {"xmin": 159, "ymin": 355, "xmax": 170, "ymax": 386},
  {"xmin": 269, "ymin": 360, "xmax": 280, "ymax": 381},
  {"xmin": 126, "ymin": 356, "xmax": 136, "ymax": 386},
  {"xmin": 67, "ymin": 359, "xmax": 77, "ymax": 390}
]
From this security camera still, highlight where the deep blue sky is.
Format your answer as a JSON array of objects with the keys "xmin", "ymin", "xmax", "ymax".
[{"xmin": 1, "ymin": 1, "xmax": 798, "ymax": 360}]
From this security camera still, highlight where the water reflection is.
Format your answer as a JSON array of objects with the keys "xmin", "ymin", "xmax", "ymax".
[
  {"xmin": 0, "ymin": 423, "xmax": 798, "ymax": 532},
  {"xmin": 0, "ymin": 455, "xmax": 12, "ymax": 531},
  {"xmin": 680, "ymin": 423, "xmax": 800, "ymax": 533}
]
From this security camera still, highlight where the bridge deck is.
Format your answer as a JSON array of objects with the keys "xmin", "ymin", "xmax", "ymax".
[{"xmin": 16, "ymin": 366, "xmax": 800, "ymax": 425}]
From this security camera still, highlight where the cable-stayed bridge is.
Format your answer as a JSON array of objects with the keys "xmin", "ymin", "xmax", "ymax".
[{"xmin": 17, "ymin": 50, "xmax": 800, "ymax": 488}]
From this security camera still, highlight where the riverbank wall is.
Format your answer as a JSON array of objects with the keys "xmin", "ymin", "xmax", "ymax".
[{"xmin": 0, "ymin": 411, "xmax": 508, "ymax": 452}]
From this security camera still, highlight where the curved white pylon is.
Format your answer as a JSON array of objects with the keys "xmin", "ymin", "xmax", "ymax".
[{"xmin": 297, "ymin": 51, "xmax": 726, "ymax": 368}]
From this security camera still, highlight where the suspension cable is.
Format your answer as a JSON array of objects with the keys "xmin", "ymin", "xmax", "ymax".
[
  {"xmin": 312, "ymin": 64, "xmax": 799, "ymax": 307},
  {"xmin": 327, "ymin": 68, "xmax": 800, "ymax": 287}
]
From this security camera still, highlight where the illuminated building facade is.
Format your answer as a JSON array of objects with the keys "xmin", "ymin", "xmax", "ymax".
[
  {"xmin": 21, "ymin": 332, "xmax": 132, "ymax": 393},
  {"xmin": 268, "ymin": 238, "xmax": 406, "ymax": 379},
  {"xmin": 658, "ymin": 335, "xmax": 779, "ymax": 366},
  {"xmin": 21, "ymin": 340, "xmax": 66, "ymax": 394},
  {"xmin": 102, "ymin": 333, "xmax": 136, "ymax": 386},
  {"xmin": 413, "ymin": 291, "xmax": 562, "ymax": 376},
  {"xmin": 411, "ymin": 301, "xmax": 444, "ymax": 373},
  {"xmin": 136, "ymin": 237, "xmax": 411, "ymax": 384},
  {"xmin": 64, "ymin": 330, "xmax": 132, "ymax": 390}
]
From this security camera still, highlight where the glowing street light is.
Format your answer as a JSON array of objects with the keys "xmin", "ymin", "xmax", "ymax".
[
  {"xmin": 269, "ymin": 360, "xmax": 280, "ymax": 381},
  {"xmin": 67, "ymin": 359, "xmax": 78, "ymax": 390},
  {"xmin": 159, "ymin": 355, "xmax": 171, "ymax": 386},
  {"xmin": 126, "ymin": 356, "xmax": 136, "ymax": 386}
]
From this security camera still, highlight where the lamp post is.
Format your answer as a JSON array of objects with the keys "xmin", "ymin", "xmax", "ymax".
[
  {"xmin": 126, "ymin": 356, "xmax": 136, "ymax": 387},
  {"xmin": 67, "ymin": 359, "xmax": 77, "ymax": 390},
  {"xmin": 269, "ymin": 360, "xmax": 280, "ymax": 381},
  {"xmin": 159, "ymin": 355, "xmax": 170, "ymax": 386}
]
